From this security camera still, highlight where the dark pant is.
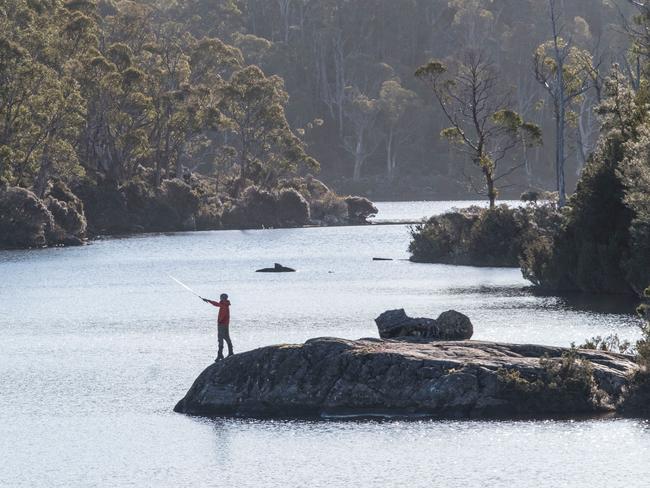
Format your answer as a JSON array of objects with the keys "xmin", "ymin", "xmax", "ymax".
[{"xmin": 218, "ymin": 325, "xmax": 233, "ymax": 358}]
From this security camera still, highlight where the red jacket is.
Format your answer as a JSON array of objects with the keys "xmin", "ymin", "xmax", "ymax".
[{"xmin": 206, "ymin": 299, "xmax": 230, "ymax": 326}]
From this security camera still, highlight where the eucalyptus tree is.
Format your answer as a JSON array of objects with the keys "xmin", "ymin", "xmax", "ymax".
[
  {"xmin": 0, "ymin": 0, "xmax": 88, "ymax": 192},
  {"xmin": 342, "ymin": 86, "xmax": 380, "ymax": 181},
  {"xmin": 416, "ymin": 52, "xmax": 541, "ymax": 208},
  {"xmin": 217, "ymin": 65, "xmax": 318, "ymax": 193},
  {"xmin": 534, "ymin": 0, "xmax": 595, "ymax": 206},
  {"xmin": 379, "ymin": 79, "xmax": 418, "ymax": 178}
]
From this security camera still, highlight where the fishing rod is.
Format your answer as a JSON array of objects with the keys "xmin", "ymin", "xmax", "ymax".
[{"xmin": 169, "ymin": 275, "xmax": 203, "ymax": 300}]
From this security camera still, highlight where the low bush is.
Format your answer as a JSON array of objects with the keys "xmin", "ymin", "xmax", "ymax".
[
  {"xmin": 310, "ymin": 192, "xmax": 348, "ymax": 225},
  {"xmin": 221, "ymin": 185, "xmax": 278, "ymax": 229},
  {"xmin": 409, "ymin": 203, "xmax": 560, "ymax": 267},
  {"xmin": 497, "ymin": 348, "xmax": 604, "ymax": 414},
  {"xmin": 617, "ymin": 288, "xmax": 650, "ymax": 416},
  {"xmin": 45, "ymin": 181, "xmax": 87, "ymax": 244},
  {"xmin": 277, "ymin": 188, "xmax": 310, "ymax": 226},
  {"xmin": 467, "ymin": 206, "xmax": 521, "ymax": 267},
  {"xmin": 0, "ymin": 186, "xmax": 54, "ymax": 248},
  {"xmin": 345, "ymin": 196, "xmax": 378, "ymax": 224},
  {"xmin": 578, "ymin": 334, "xmax": 633, "ymax": 354}
]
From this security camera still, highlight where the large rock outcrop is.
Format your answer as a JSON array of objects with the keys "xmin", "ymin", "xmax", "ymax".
[
  {"xmin": 375, "ymin": 309, "xmax": 473, "ymax": 340},
  {"xmin": 174, "ymin": 338, "xmax": 637, "ymax": 419}
]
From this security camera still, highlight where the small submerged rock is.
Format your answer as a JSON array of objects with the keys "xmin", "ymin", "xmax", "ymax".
[
  {"xmin": 375, "ymin": 309, "xmax": 473, "ymax": 341},
  {"xmin": 256, "ymin": 263, "xmax": 296, "ymax": 273}
]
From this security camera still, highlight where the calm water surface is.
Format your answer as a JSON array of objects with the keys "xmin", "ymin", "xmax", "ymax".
[{"xmin": 1, "ymin": 201, "xmax": 647, "ymax": 488}]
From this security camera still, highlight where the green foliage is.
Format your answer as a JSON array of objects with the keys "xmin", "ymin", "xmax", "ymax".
[
  {"xmin": 409, "ymin": 204, "xmax": 561, "ymax": 268},
  {"xmin": 522, "ymin": 66, "xmax": 650, "ymax": 295},
  {"xmin": 467, "ymin": 206, "xmax": 521, "ymax": 267},
  {"xmin": 344, "ymin": 196, "xmax": 378, "ymax": 224},
  {"xmin": 277, "ymin": 188, "xmax": 310, "ymax": 226},
  {"xmin": 497, "ymin": 348, "xmax": 603, "ymax": 413},
  {"xmin": 578, "ymin": 335, "xmax": 633, "ymax": 354},
  {"xmin": 0, "ymin": 186, "xmax": 54, "ymax": 248},
  {"xmin": 310, "ymin": 192, "xmax": 348, "ymax": 225}
]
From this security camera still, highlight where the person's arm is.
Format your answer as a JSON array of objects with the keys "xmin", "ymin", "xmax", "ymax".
[{"xmin": 202, "ymin": 298, "xmax": 221, "ymax": 307}]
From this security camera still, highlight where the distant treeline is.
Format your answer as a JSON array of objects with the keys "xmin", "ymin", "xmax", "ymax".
[
  {"xmin": 1, "ymin": 0, "xmax": 637, "ymax": 204},
  {"xmin": 216, "ymin": 0, "xmax": 633, "ymax": 198}
]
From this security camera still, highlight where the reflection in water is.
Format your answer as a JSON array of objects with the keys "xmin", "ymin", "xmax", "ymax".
[
  {"xmin": 447, "ymin": 284, "xmax": 642, "ymax": 315},
  {"xmin": 0, "ymin": 201, "xmax": 647, "ymax": 487}
]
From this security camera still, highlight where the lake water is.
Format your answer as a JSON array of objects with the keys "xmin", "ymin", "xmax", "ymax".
[{"xmin": 1, "ymin": 201, "xmax": 648, "ymax": 488}]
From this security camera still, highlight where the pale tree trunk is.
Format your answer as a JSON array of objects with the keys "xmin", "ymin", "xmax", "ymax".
[
  {"xmin": 353, "ymin": 131, "xmax": 364, "ymax": 181},
  {"xmin": 333, "ymin": 33, "xmax": 345, "ymax": 138},
  {"xmin": 277, "ymin": 0, "xmax": 292, "ymax": 43},
  {"xmin": 35, "ymin": 142, "xmax": 51, "ymax": 198},
  {"xmin": 557, "ymin": 94, "xmax": 566, "ymax": 207},
  {"xmin": 386, "ymin": 128, "xmax": 394, "ymax": 178},
  {"xmin": 551, "ymin": 0, "xmax": 567, "ymax": 207}
]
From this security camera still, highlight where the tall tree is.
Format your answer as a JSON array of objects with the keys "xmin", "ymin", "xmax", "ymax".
[
  {"xmin": 217, "ymin": 65, "xmax": 318, "ymax": 193},
  {"xmin": 379, "ymin": 79, "xmax": 418, "ymax": 178},
  {"xmin": 342, "ymin": 86, "xmax": 380, "ymax": 181},
  {"xmin": 534, "ymin": 0, "xmax": 594, "ymax": 206},
  {"xmin": 416, "ymin": 52, "xmax": 541, "ymax": 208}
]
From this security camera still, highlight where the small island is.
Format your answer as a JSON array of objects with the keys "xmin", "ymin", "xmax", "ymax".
[{"xmin": 175, "ymin": 310, "xmax": 641, "ymax": 419}]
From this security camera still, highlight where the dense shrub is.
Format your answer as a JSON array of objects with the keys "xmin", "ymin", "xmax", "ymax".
[
  {"xmin": 45, "ymin": 181, "xmax": 87, "ymax": 245},
  {"xmin": 72, "ymin": 178, "xmax": 132, "ymax": 235},
  {"xmin": 0, "ymin": 183, "xmax": 88, "ymax": 248},
  {"xmin": 221, "ymin": 185, "xmax": 278, "ymax": 229},
  {"xmin": 277, "ymin": 188, "xmax": 310, "ymax": 226},
  {"xmin": 160, "ymin": 179, "xmax": 199, "ymax": 229},
  {"xmin": 619, "ymin": 290, "xmax": 650, "ymax": 416},
  {"xmin": 409, "ymin": 204, "xmax": 560, "ymax": 267},
  {"xmin": 195, "ymin": 196, "xmax": 223, "ymax": 230},
  {"xmin": 5, "ymin": 171, "xmax": 375, "ymax": 247},
  {"xmin": 409, "ymin": 208, "xmax": 478, "ymax": 264},
  {"xmin": 467, "ymin": 206, "xmax": 521, "ymax": 267},
  {"xmin": 521, "ymin": 150, "xmax": 634, "ymax": 293},
  {"xmin": 0, "ymin": 186, "xmax": 54, "ymax": 248},
  {"xmin": 497, "ymin": 348, "xmax": 604, "ymax": 414},
  {"xmin": 310, "ymin": 192, "xmax": 348, "ymax": 225},
  {"xmin": 345, "ymin": 196, "xmax": 378, "ymax": 224}
]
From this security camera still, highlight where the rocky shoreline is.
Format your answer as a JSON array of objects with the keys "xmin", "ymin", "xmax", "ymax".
[
  {"xmin": 174, "ymin": 336, "xmax": 638, "ymax": 420},
  {"xmin": 0, "ymin": 176, "xmax": 377, "ymax": 250}
]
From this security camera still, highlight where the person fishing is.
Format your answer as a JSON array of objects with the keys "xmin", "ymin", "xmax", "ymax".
[{"xmin": 203, "ymin": 293, "xmax": 234, "ymax": 361}]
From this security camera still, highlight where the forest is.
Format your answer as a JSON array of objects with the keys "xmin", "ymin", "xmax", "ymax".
[
  {"xmin": 1, "ymin": 0, "xmax": 650, "ymax": 292},
  {"xmin": 0, "ymin": 2, "xmax": 638, "ymax": 212},
  {"xmin": 408, "ymin": 0, "xmax": 650, "ymax": 301}
]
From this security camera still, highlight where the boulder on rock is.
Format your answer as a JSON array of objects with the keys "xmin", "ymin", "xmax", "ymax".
[
  {"xmin": 256, "ymin": 263, "xmax": 296, "ymax": 273},
  {"xmin": 375, "ymin": 309, "xmax": 473, "ymax": 340}
]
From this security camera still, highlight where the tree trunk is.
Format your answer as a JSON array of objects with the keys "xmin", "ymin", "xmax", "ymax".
[
  {"xmin": 386, "ymin": 128, "xmax": 393, "ymax": 178},
  {"xmin": 353, "ymin": 131, "xmax": 364, "ymax": 181},
  {"xmin": 34, "ymin": 143, "xmax": 51, "ymax": 198},
  {"xmin": 558, "ymin": 95, "xmax": 566, "ymax": 207},
  {"xmin": 485, "ymin": 168, "xmax": 496, "ymax": 210}
]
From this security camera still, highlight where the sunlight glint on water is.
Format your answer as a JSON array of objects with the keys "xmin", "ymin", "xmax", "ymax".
[{"xmin": 0, "ymin": 201, "xmax": 647, "ymax": 488}]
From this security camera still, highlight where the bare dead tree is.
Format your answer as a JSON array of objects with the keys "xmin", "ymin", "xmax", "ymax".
[{"xmin": 416, "ymin": 51, "xmax": 541, "ymax": 209}]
